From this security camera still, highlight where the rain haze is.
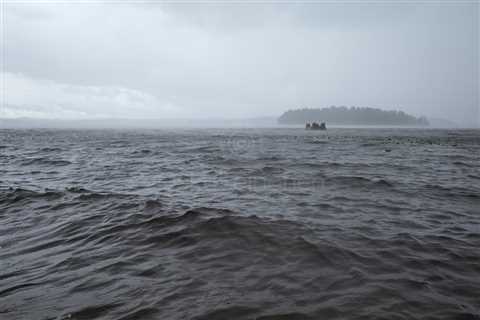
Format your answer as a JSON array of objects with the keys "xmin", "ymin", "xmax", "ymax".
[
  {"xmin": 1, "ymin": 2, "xmax": 480, "ymax": 320},
  {"xmin": 1, "ymin": 1, "xmax": 479, "ymax": 127}
]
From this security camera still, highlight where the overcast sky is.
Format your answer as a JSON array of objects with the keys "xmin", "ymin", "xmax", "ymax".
[{"xmin": 1, "ymin": 1, "xmax": 478, "ymax": 125}]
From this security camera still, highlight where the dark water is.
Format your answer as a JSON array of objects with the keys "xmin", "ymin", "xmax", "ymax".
[{"xmin": 1, "ymin": 128, "xmax": 479, "ymax": 320}]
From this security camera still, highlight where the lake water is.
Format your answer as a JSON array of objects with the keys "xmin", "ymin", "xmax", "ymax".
[{"xmin": 1, "ymin": 128, "xmax": 479, "ymax": 319}]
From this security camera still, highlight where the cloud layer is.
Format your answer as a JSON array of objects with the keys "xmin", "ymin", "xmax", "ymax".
[
  {"xmin": 3, "ymin": 2, "xmax": 479, "ymax": 124},
  {"xmin": 2, "ymin": 72, "xmax": 182, "ymax": 119}
]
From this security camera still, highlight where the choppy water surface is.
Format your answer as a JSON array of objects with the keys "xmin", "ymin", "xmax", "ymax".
[{"xmin": 1, "ymin": 128, "xmax": 479, "ymax": 320}]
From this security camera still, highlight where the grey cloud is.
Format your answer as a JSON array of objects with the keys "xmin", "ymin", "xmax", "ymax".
[
  {"xmin": 2, "ymin": 73, "xmax": 182, "ymax": 119},
  {"xmin": 3, "ymin": 2, "xmax": 478, "ymax": 125}
]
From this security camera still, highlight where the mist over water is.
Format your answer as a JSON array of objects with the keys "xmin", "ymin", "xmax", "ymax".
[{"xmin": 1, "ymin": 128, "xmax": 479, "ymax": 320}]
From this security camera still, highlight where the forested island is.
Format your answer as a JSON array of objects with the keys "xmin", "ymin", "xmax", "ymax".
[{"xmin": 278, "ymin": 106, "xmax": 429, "ymax": 126}]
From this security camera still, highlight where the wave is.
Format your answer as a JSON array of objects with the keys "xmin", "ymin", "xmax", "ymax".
[
  {"xmin": 0, "ymin": 188, "xmax": 64, "ymax": 203},
  {"xmin": 1, "ymin": 188, "xmax": 479, "ymax": 319},
  {"xmin": 253, "ymin": 166, "xmax": 285, "ymax": 175},
  {"xmin": 39, "ymin": 147, "xmax": 63, "ymax": 152},
  {"xmin": 325, "ymin": 175, "xmax": 394, "ymax": 189},
  {"xmin": 21, "ymin": 157, "xmax": 71, "ymax": 166}
]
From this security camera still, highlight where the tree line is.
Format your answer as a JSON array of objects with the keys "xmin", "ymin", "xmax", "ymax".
[{"xmin": 278, "ymin": 106, "xmax": 428, "ymax": 126}]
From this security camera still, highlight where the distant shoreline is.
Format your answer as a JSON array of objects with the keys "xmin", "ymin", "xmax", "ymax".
[
  {"xmin": 0, "ymin": 113, "xmax": 473, "ymax": 129},
  {"xmin": 278, "ymin": 106, "xmax": 429, "ymax": 126},
  {"xmin": 0, "ymin": 120, "xmax": 474, "ymax": 129}
]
